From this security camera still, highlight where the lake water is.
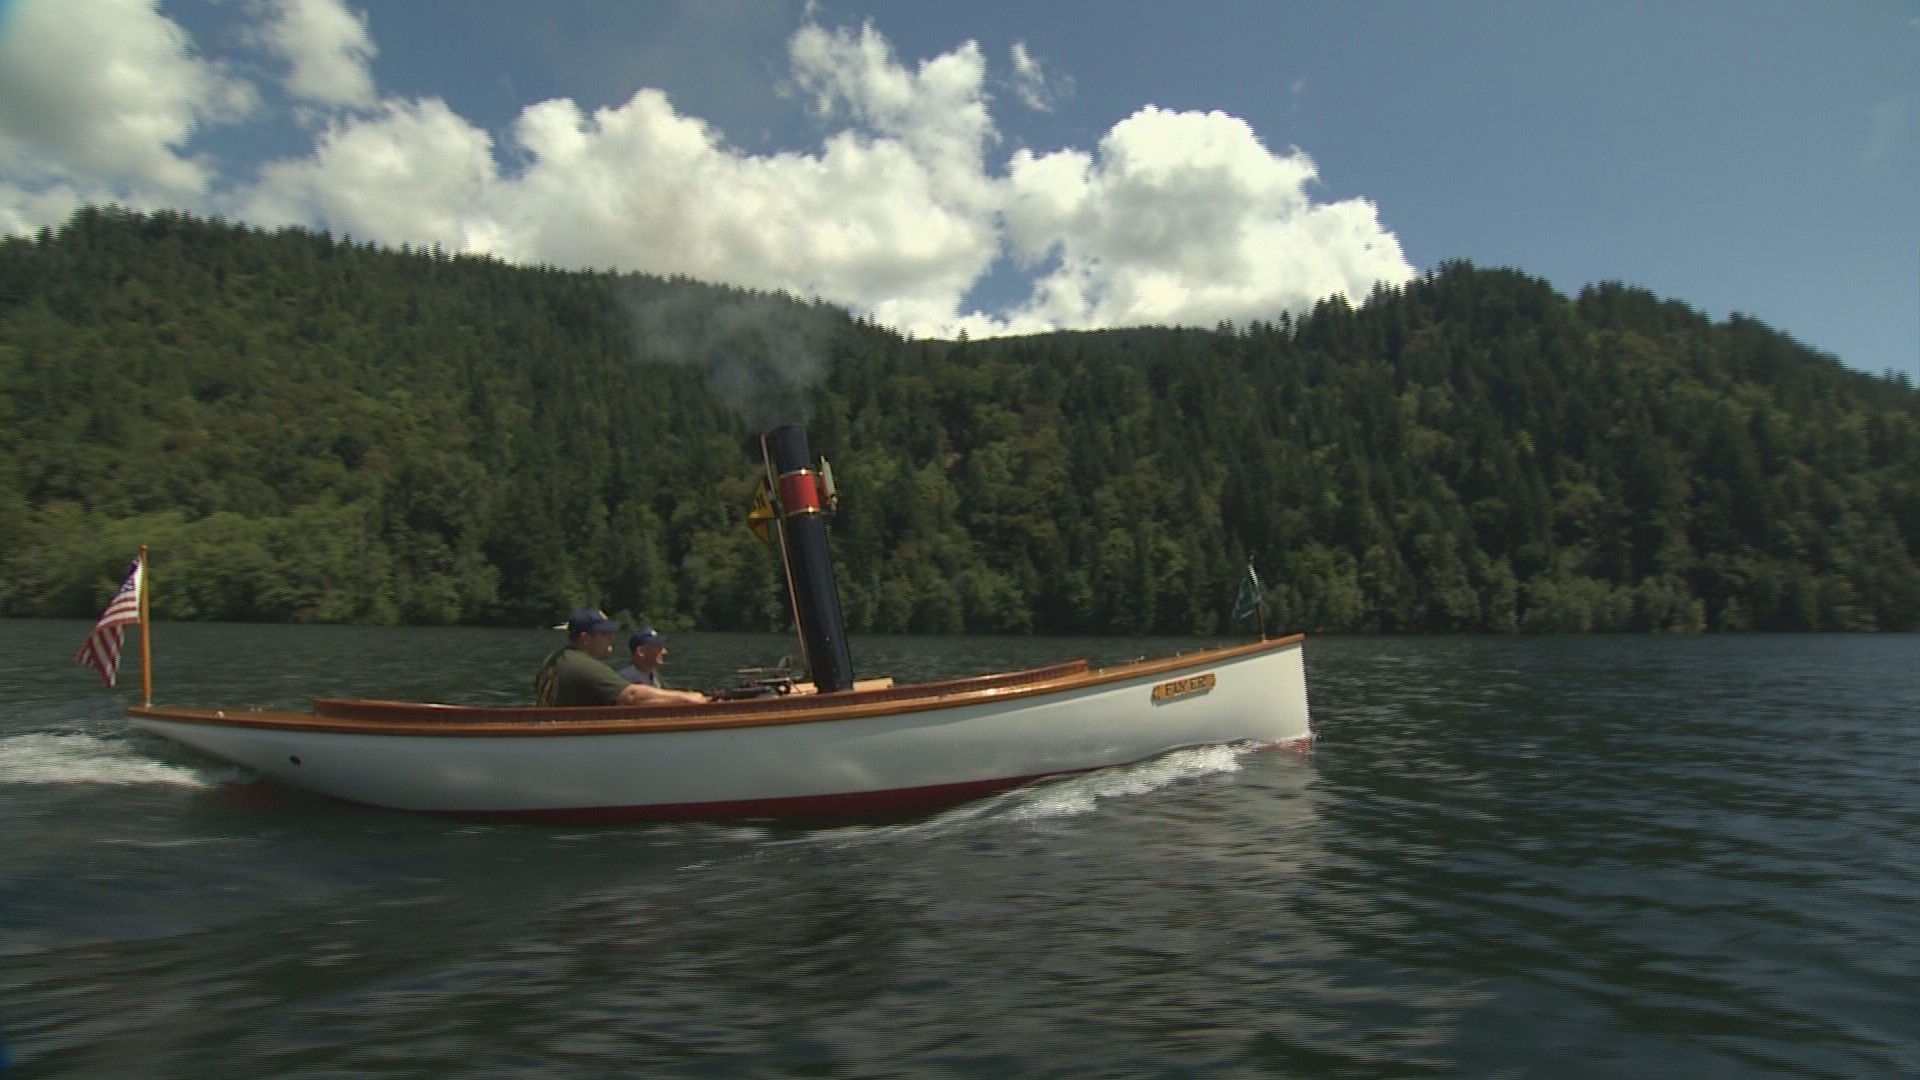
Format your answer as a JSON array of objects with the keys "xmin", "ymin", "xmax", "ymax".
[{"xmin": 1, "ymin": 621, "xmax": 1916, "ymax": 1078}]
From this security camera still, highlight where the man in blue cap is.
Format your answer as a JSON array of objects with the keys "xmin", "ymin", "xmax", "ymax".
[
  {"xmin": 618, "ymin": 627, "xmax": 672, "ymax": 687},
  {"xmin": 535, "ymin": 609, "xmax": 705, "ymax": 707}
]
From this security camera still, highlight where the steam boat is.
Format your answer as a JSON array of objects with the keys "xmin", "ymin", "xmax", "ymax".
[{"xmin": 127, "ymin": 426, "xmax": 1310, "ymax": 821}]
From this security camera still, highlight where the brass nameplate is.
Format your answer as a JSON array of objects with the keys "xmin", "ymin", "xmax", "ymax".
[{"xmin": 1151, "ymin": 673, "xmax": 1216, "ymax": 704}]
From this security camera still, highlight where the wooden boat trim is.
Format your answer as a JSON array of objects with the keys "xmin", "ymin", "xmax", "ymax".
[{"xmin": 127, "ymin": 634, "xmax": 1305, "ymax": 737}]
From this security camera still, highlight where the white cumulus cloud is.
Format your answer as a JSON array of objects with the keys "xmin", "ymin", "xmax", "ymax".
[
  {"xmin": 0, "ymin": 0, "xmax": 253, "ymax": 224},
  {"xmin": 238, "ymin": 21, "xmax": 1007, "ymax": 332},
  {"xmin": 241, "ymin": 97, "xmax": 498, "ymax": 249},
  {"xmin": 1009, "ymin": 41, "xmax": 1071, "ymax": 113},
  {"xmin": 2, "ymin": 8, "xmax": 1413, "ymax": 340},
  {"xmin": 257, "ymin": 0, "xmax": 379, "ymax": 111},
  {"xmin": 995, "ymin": 106, "xmax": 1410, "ymax": 333}
]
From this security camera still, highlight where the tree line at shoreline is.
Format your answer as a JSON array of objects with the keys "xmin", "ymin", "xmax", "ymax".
[{"xmin": 3, "ymin": 207, "xmax": 1916, "ymax": 634}]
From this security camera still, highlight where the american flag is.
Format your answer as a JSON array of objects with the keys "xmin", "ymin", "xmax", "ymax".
[{"xmin": 76, "ymin": 558, "xmax": 143, "ymax": 687}]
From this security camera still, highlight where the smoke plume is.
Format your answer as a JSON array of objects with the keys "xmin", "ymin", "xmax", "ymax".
[{"xmin": 618, "ymin": 284, "xmax": 840, "ymax": 430}]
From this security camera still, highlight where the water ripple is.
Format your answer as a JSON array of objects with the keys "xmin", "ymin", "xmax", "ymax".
[{"xmin": 2, "ymin": 627, "xmax": 1917, "ymax": 1076}]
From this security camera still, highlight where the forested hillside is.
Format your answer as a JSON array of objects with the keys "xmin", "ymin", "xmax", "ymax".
[{"xmin": 3, "ymin": 208, "xmax": 1916, "ymax": 633}]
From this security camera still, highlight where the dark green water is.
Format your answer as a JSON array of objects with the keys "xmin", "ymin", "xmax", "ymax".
[{"xmin": 2, "ymin": 621, "xmax": 1916, "ymax": 1078}]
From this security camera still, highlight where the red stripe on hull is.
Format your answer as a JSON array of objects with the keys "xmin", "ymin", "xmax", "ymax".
[{"xmin": 439, "ymin": 769, "xmax": 1091, "ymax": 824}]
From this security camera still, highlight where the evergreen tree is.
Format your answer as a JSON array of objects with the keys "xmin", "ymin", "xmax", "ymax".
[{"xmin": 3, "ymin": 210, "xmax": 1916, "ymax": 633}]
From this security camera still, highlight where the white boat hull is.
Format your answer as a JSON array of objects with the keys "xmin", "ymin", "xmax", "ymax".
[{"xmin": 129, "ymin": 637, "xmax": 1309, "ymax": 820}]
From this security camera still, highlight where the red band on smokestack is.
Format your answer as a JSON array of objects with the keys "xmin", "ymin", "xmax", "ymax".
[{"xmin": 779, "ymin": 471, "xmax": 821, "ymax": 516}]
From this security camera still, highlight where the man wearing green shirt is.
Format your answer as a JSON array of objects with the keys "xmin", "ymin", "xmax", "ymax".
[{"xmin": 536, "ymin": 608, "xmax": 705, "ymax": 707}]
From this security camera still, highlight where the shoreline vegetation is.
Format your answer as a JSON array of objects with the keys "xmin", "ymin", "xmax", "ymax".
[{"xmin": 3, "ymin": 207, "xmax": 1916, "ymax": 634}]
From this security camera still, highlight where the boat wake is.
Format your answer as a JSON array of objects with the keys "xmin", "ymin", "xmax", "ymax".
[
  {"xmin": 783, "ymin": 742, "xmax": 1264, "ymax": 851},
  {"xmin": 0, "ymin": 732, "xmax": 248, "ymax": 789},
  {"xmin": 1000, "ymin": 742, "xmax": 1257, "ymax": 822}
]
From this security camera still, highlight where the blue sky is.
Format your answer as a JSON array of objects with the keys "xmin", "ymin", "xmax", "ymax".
[{"xmin": 2, "ymin": 0, "xmax": 1916, "ymax": 380}]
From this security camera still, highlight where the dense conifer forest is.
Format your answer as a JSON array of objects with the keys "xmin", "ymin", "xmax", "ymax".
[{"xmin": 3, "ymin": 207, "xmax": 1916, "ymax": 633}]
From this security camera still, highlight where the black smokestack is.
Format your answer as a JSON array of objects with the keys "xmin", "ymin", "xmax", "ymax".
[{"xmin": 763, "ymin": 425, "xmax": 855, "ymax": 693}]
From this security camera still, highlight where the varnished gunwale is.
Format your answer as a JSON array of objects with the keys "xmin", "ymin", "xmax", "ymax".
[{"xmin": 127, "ymin": 634, "xmax": 1304, "ymax": 737}]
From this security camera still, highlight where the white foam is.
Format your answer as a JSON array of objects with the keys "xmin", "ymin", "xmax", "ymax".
[
  {"xmin": 1005, "ymin": 743, "xmax": 1253, "ymax": 821},
  {"xmin": 806, "ymin": 742, "xmax": 1260, "ymax": 849},
  {"xmin": 0, "ymin": 732, "xmax": 244, "ymax": 788}
]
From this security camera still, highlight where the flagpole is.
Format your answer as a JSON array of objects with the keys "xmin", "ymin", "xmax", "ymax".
[
  {"xmin": 1248, "ymin": 560, "xmax": 1266, "ymax": 641},
  {"xmin": 1231, "ymin": 559, "xmax": 1268, "ymax": 641},
  {"xmin": 138, "ymin": 545, "xmax": 152, "ymax": 707}
]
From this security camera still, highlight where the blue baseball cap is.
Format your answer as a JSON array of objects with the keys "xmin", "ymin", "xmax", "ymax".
[
  {"xmin": 567, "ymin": 608, "xmax": 622, "ymax": 635},
  {"xmin": 629, "ymin": 627, "xmax": 666, "ymax": 650}
]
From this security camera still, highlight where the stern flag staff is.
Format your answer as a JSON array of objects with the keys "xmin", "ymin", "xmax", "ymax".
[{"xmin": 76, "ymin": 546, "xmax": 151, "ymax": 706}]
